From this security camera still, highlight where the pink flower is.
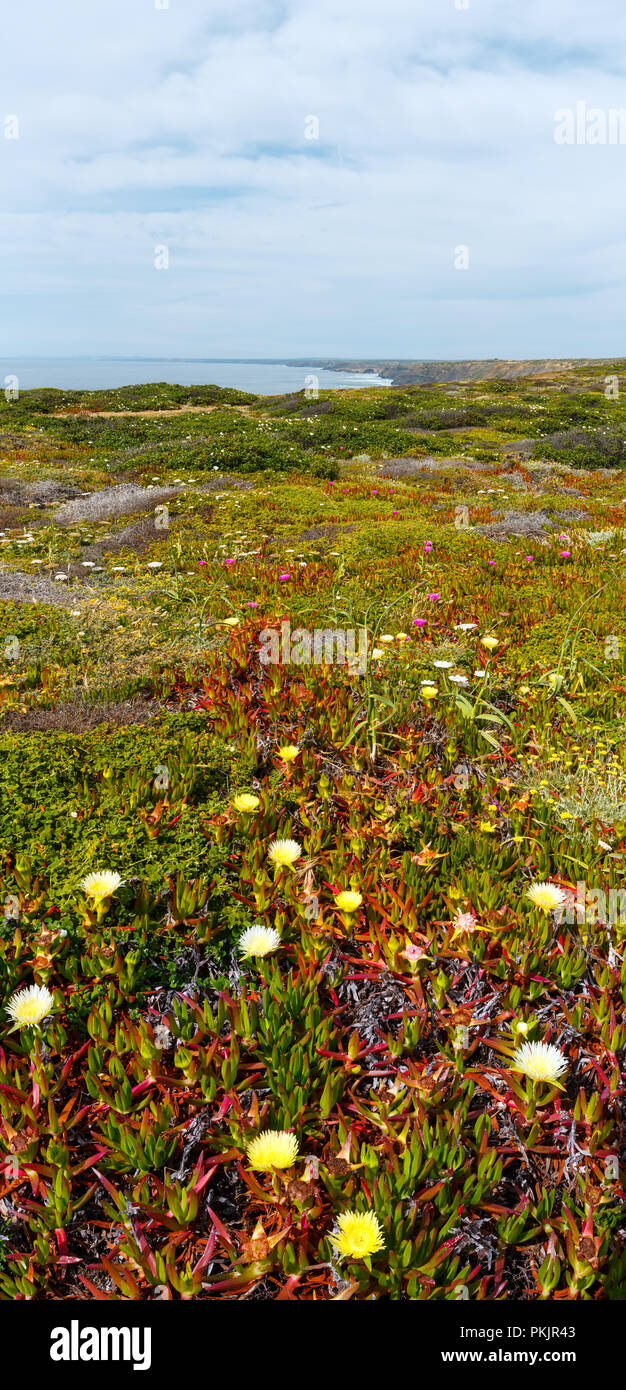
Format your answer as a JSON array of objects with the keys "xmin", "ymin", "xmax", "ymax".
[
  {"xmin": 246, "ymin": 601, "xmax": 258, "ymax": 607},
  {"xmin": 198, "ymin": 559, "xmax": 207, "ymax": 566},
  {"xmin": 225, "ymin": 558, "xmax": 236, "ymax": 566},
  {"xmin": 486, "ymin": 560, "xmax": 495, "ymax": 567},
  {"xmin": 427, "ymin": 592, "xmax": 440, "ymax": 601},
  {"xmin": 278, "ymin": 573, "xmax": 290, "ymax": 581},
  {"xmin": 402, "ymin": 942, "xmax": 422, "ymax": 961},
  {"xmin": 392, "ymin": 510, "xmax": 399, "ymax": 516},
  {"xmin": 525, "ymin": 555, "xmax": 533, "ymax": 562},
  {"xmin": 413, "ymin": 618, "xmax": 426, "ymax": 627},
  {"xmin": 560, "ymin": 550, "xmax": 571, "ymax": 558}
]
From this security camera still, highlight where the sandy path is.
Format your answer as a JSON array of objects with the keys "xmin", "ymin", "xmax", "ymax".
[{"xmin": 53, "ymin": 404, "xmax": 255, "ymax": 418}]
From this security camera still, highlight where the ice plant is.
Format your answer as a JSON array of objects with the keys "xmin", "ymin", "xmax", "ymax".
[
  {"xmin": 278, "ymin": 744, "xmax": 300, "ymax": 763},
  {"xmin": 334, "ymin": 890, "xmax": 363, "ymax": 912},
  {"xmin": 267, "ymin": 838, "xmax": 302, "ymax": 869},
  {"xmin": 451, "ymin": 910, "xmax": 479, "ymax": 938},
  {"xmin": 6, "ymin": 983, "xmax": 54, "ymax": 1030},
  {"xmin": 238, "ymin": 925, "xmax": 281, "ymax": 958},
  {"xmin": 232, "ymin": 793, "xmax": 261, "ymax": 813},
  {"xmin": 80, "ymin": 871, "xmax": 124, "ymax": 902},
  {"xmin": 332, "ymin": 1210, "xmax": 385, "ymax": 1260},
  {"xmin": 246, "ymin": 1130, "xmax": 299, "ymax": 1170},
  {"xmin": 421, "ymin": 683, "xmax": 438, "ymax": 702},
  {"xmin": 511, "ymin": 1040, "xmax": 568, "ymax": 1086},
  {"xmin": 481, "ymin": 635, "xmax": 499, "ymax": 651},
  {"xmin": 525, "ymin": 881, "xmax": 567, "ymax": 913}
]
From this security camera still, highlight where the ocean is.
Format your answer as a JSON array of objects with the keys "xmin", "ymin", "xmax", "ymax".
[{"xmin": 0, "ymin": 358, "xmax": 392, "ymax": 395}]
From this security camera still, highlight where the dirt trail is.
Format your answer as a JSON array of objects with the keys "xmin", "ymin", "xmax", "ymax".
[{"xmin": 53, "ymin": 404, "xmax": 255, "ymax": 419}]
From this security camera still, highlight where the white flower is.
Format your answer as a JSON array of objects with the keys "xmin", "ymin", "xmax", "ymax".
[
  {"xmin": 511, "ymin": 1040, "xmax": 568, "ymax": 1085},
  {"xmin": 267, "ymin": 838, "xmax": 302, "ymax": 868},
  {"xmin": 79, "ymin": 870, "xmax": 124, "ymax": 902},
  {"xmin": 433, "ymin": 660, "xmax": 453, "ymax": 669},
  {"xmin": 238, "ymin": 925, "xmax": 281, "ymax": 958},
  {"xmin": 455, "ymin": 622, "xmax": 477, "ymax": 631},
  {"xmin": 525, "ymin": 881, "xmax": 567, "ymax": 913},
  {"xmin": 6, "ymin": 984, "xmax": 55, "ymax": 1030},
  {"xmin": 450, "ymin": 673, "xmax": 469, "ymax": 685}
]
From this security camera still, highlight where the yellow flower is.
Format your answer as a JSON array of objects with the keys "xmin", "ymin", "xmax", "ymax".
[
  {"xmin": 478, "ymin": 820, "xmax": 496, "ymax": 833},
  {"xmin": 233, "ymin": 793, "xmax": 261, "ymax": 813},
  {"xmin": 220, "ymin": 616, "xmax": 240, "ymax": 627},
  {"xmin": 332, "ymin": 1210, "xmax": 385, "ymax": 1260},
  {"xmin": 79, "ymin": 871, "xmax": 124, "ymax": 902},
  {"xmin": 511, "ymin": 1040, "xmax": 567, "ymax": 1085},
  {"xmin": 525, "ymin": 881, "xmax": 567, "ymax": 912},
  {"xmin": 278, "ymin": 744, "xmax": 300, "ymax": 763},
  {"xmin": 481, "ymin": 635, "xmax": 499, "ymax": 651},
  {"xmin": 238, "ymin": 925, "xmax": 281, "ymax": 958},
  {"xmin": 421, "ymin": 684, "xmax": 438, "ymax": 701},
  {"xmin": 267, "ymin": 838, "xmax": 302, "ymax": 868},
  {"xmin": 6, "ymin": 984, "xmax": 55, "ymax": 1030},
  {"xmin": 246, "ymin": 1130, "xmax": 299, "ymax": 1170},
  {"xmin": 334, "ymin": 891, "xmax": 363, "ymax": 913}
]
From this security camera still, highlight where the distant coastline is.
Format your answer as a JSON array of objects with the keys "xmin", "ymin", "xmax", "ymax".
[
  {"xmin": 0, "ymin": 358, "xmax": 392, "ymax": 395},
  {"xmin": 283, "ymin": 356, "xmax": 626, "ymax": 386},
  {"xmin": 3, "ymin": 355, "xmax": 625, "ymax": 394}
]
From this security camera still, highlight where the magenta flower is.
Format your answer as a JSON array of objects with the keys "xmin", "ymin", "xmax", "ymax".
[
  {"xmin": 413, "ymin": 618, "xmax": 426, "ymax": 627},
  {"xmin": 525, "ymin": 555, "xmax": 533, "ymax": 562},
  {"xmin": 198, "ymin": 559, "xmax": 207, "ymax": 566},
  {"xmin": 487, "ymin": 560, "xmax": 495, "ymax": 567},
  {"xmin": 427, "ymin": 592, "xmax": 440, "ymax": 601},
  {"xmin": 246, "ymin": 601, "xmax": 258, "ymax": 608},
  {"xmin": 225, "ymin": 558, "xmax": 236, "ymax": 566},
  {"xmin": 560, "ymin": 550, "xmax": 571, "ymax": 558},
  {"xmin": 278, "ymin": 573, "xmax": 290, "ymax": 581},
  {"xmin": 392, "ymin": 510, "xmax": 399, "ymax": 516}
]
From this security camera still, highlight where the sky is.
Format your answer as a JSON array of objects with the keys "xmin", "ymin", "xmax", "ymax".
[{"xmin": 2, "ymin": 0, "xmax": 626, "ymax": 360}]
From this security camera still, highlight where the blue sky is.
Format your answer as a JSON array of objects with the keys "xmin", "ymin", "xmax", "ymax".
[{"xmin": 2, "ymin": 0, "xmax": 626, "ymax": 359}]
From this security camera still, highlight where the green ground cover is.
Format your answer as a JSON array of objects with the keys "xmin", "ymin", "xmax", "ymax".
[{"xmin": 0, "ymin": 365, "xmax": 624, "ymax": 1299}]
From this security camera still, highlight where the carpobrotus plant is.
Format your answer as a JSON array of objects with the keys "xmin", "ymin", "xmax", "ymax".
[
  {"xmin": 246, "ymin": 1130, "xmax": 299, "ymax": 1171},
  {"xmin": 6, "ymin": 983, "xmax": 55, "ymax": 1031},
  {"xmin": 79, "ymin": 870, "xmax": 124, "ymax": 921},
  {"xmin": 0, "ymin": 367, "xmax": 624, "ymax": 1304}
]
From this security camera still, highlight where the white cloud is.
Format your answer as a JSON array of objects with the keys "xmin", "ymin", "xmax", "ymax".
[{"xmin": 2, "ymin": 0, "xmax": 626, "ymax": 356}]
